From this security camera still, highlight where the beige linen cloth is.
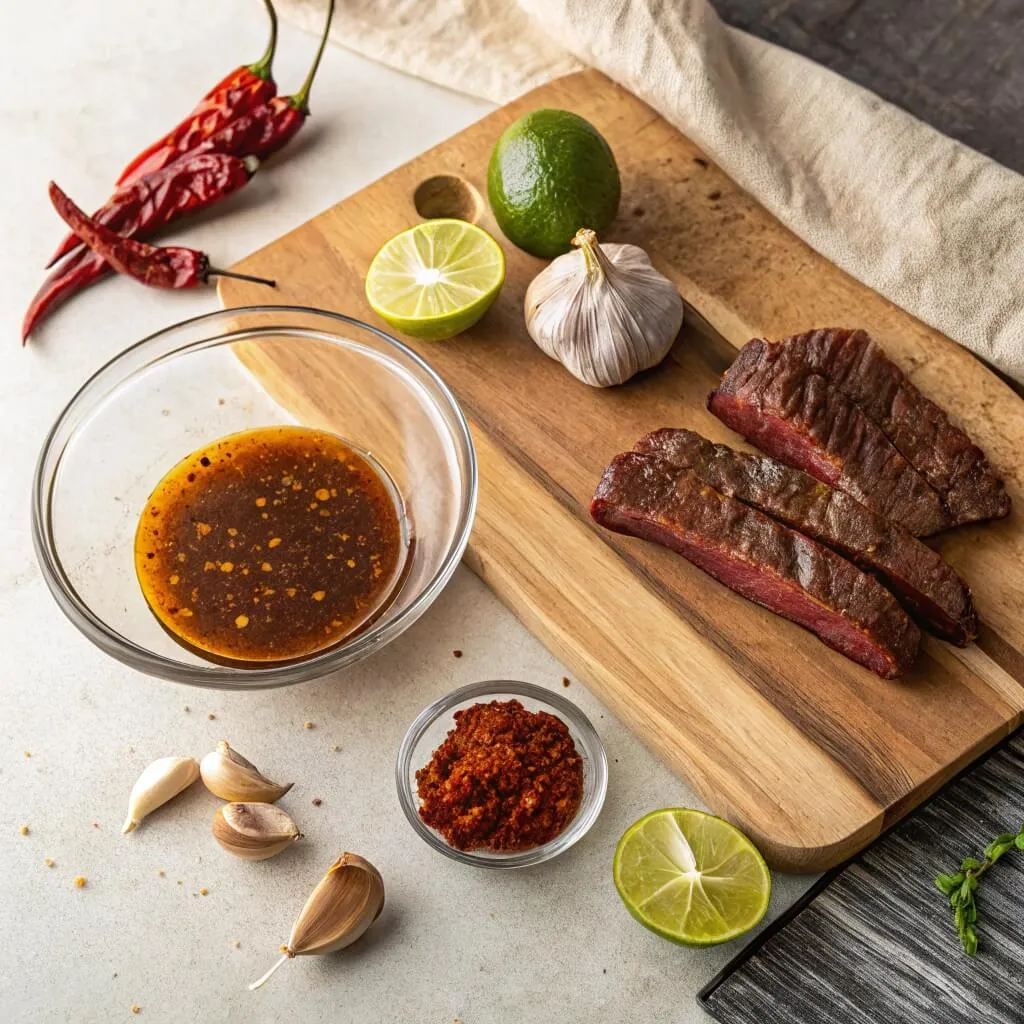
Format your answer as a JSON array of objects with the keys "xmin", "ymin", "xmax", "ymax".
[{"xmin": 282, "ymin": 0, "xmax": 1024, "ymax": 385}]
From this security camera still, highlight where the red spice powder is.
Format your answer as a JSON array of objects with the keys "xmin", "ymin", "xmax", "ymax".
[{"xmin": 416, "ymin": 699, "xmax": 584, "ymax": 852}]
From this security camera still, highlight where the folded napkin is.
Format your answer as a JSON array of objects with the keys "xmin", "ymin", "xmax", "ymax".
[{"xmin": 281, "ymin": 0, "xmax": 1024, "ymax": 385}]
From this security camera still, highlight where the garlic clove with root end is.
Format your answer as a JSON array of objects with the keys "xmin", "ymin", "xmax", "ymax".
[
  {"xmin": 200, "ymin": 740, "xmax": 293, "ymax": 803},
  {"xmin": 121, "ymin": 756, "xmax": 200, "ymax": 834},
  {"xmin": 213, "ymin": 802, "xmax": 301, "ymax": 861},
  {"xmin": 250, "ymin": 853, "xmax": 385, "ymax": 990},
  {"xmin": 524, "ymin": 227, "xmax": 684, "ymax": 387}
]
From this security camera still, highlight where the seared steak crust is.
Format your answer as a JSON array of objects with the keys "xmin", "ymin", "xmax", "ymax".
[
  {"xmin": 708, "ymin": 338, "xmax": 951, "ymax": 536},
  {"xmin": 591, "ymin": 452, "xmax": 921, "ymax": 679},
  {"xmin": 636, "ymin": 428, "xmax": 977, "ymax": 645},
  {"xmin": 708, "ymin": 330, "xmax": 1010, "ymax": 532},
  {"xmin": 768, "ymin": 328, "xmax": 1009, "ymax": 526}
]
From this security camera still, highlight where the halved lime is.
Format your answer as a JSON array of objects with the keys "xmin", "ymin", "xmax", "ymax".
[
  {"xmin": 613, "ymin": 808, "xmax": 771, "ymax": 946},
  {"xmin": 364, "ymin": 219, "xmax": 505, "ymax": 341}
]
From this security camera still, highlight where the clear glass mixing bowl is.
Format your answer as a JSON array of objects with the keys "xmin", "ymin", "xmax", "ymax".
[{"xmin": 32, "ymin": 306, "xmax": 477, "ymax": 688}]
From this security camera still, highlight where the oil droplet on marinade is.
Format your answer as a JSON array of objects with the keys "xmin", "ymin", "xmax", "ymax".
[{"xmin": 135, "ymin": 426, "xmax": 405, "ymax": 664}]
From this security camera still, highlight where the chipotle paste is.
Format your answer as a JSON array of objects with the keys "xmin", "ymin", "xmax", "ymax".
[
  {"xmin": 416, "ymin": 699, "xmax": 584, "ymax": 851},
  {"xmin": 134, "ymin": 425, "xmax": 404, "ymax": 664}
]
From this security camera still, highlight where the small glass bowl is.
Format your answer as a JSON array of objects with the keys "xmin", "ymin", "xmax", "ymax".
[
  {"xmin": 396, "ymin": 680, "xmax": 608, "ymax": 868},
  {"xmin": 32, "ymin": 306, "xmax": 477, "ymax": 689}
]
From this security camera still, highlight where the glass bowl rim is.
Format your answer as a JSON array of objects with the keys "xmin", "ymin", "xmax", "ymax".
[
  {"xmin": 395, "ymin": 679, "xmax": 609, "ymax": 869},
  {"xmin": 31, "ymin": 305, "xmax": 478, "ymax": 690}
]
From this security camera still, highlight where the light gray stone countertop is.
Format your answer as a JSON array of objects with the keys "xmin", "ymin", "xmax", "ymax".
[{"xmin": 0, "ymin": 2, "xmax": 813, "ymax": 1020}]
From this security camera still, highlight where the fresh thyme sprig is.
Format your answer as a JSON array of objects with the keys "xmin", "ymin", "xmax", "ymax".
[{"xmin": 935, "ymin": 826, "xmax": 1024, "ymax": 955}]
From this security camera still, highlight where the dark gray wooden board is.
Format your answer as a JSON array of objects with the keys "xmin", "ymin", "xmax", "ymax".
[
  {"xmin": 712, "ymin": 0, "xmax": 1024, "ymax": 173},
  {"xmin": 701, "ymin": 728, "xmax": 1024, "ymax": 1023}
]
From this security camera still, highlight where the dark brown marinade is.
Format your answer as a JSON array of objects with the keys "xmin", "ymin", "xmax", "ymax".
[{"xmin": 135, "ymin": 426, "xmax": 404, "ymax": 663}]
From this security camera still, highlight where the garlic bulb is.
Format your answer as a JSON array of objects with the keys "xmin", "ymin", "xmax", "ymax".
[
  {"xmin": 213, "ymin": 803, "xmax": 301, "ymax": 861},
  {"xmin": 121, "ymin": 756, "xmax": 200, "ymax": 834},
  {"xmin": 249, "ymin": 853, "xmax": 385, "ymax": 990},
  {"xmin": 524, "ymin": 227, "xmax": 683, "ymax": 387},
  {"xmin": 200, "ymin": 740, "xmax": 292, "ymax": 803}
]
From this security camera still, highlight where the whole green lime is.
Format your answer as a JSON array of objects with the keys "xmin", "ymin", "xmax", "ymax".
[{"xmin": 487, "ymin": 109, "xmax": 621, "ymax": 259}]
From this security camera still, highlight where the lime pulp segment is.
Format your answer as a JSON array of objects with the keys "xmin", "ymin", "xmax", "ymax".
[
  {"xmin": 365, "ymin": 219, "xmax": 505, "ymax": 340},
  {"xmin": 613, "ymin": 808, "xmax": 771, "ymax": 946}
]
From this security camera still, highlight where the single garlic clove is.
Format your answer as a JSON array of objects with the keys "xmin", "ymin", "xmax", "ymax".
[
  {"xmin": 212, "ymin": 802, "xmax": 301, "ymax": 861},
  {"xmin": 200, "ymin": 740, "xmax": 293, "ymax": 803},
  {"xmin": 121, "ymin": 756, "xmax": 200, "ymax": 834},
  {"xmin": 249, "ymin": 852, "xmax": 385, "ymax": 990}
]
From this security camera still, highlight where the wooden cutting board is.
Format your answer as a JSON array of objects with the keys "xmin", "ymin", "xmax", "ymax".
[{"xmin": 219, "ymin": 70, "xmax": 1024, "ymax": 872}]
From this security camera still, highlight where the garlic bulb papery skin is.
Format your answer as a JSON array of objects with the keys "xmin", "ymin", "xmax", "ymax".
[
  {"xmin": 524, "ymin": 228, "xmax": 684, "ymax": 387},
  {"xmin": 121, "ymin": 756, "xmax": 200, "ymax": 834}
]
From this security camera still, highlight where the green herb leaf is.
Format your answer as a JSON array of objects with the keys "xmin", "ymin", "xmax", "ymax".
[
  {"xmin": 937, "ymin": 828, "xmax": 1024, "ymax": 958},
  {"xmin": 934, "ymin": 873, "xmax": 962, "ymax": 896}
]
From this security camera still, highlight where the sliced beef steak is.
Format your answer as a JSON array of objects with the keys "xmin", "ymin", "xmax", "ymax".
[
  {"xmin": 708, "ymin": 330, "xmax": 1010, "ymax": 531},
  {"xmin": 636, "ymin": 428, "xmax": 977, "ymax": 645},
  {"xmin": 708, "ymin": 339, "xmax": 951, "ymax": 536},
  {"xmin": 591, "ymin": 452, "xmax": 921, "ymax": 678},
  {"xmin": 767, "ymin": 328, "xmax": 1010, "ymax": 525}
]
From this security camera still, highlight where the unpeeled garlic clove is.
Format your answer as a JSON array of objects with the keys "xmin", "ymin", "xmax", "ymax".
[
  {"xmin": 212, "ymin": 802, "xmax": 301, "ymax": 861},
  {"xmin": 200, "ymin": 740, "xmax": 293, "ymax": 803},
  {"xmin": 121, "ymin": 756, "xmax": 200, "ymax": 834},
  {"xmin": 249, "ymin": 852, "xmax": 385, "ymax": 990}
]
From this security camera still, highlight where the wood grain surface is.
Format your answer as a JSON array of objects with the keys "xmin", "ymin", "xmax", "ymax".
[
  {"xmin": 701, "ymin": 729, "xmax": 1024, "ymax": 1024},
  {"xmin": 219, "ymin": 70, "xmax": 1024, "ymax": 872}
]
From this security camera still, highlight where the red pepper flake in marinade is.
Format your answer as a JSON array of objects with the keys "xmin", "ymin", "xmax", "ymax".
[{"xmin": 135, "ymin": 426, "xmax": 405, "ymax": 663}]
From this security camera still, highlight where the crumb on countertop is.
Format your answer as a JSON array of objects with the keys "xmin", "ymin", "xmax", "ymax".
[
  {"xmin": 23, "ymin": 751, "xmax": 31, "ymax": 758},
  {"xmin": 331, "ymin": 744, "xmax": 340, "ymax": 752},
  {"xmin": 19, "ymin": 825, "xmax": 29, "ymax": 836},
  {"xmin": 207, "ymin": 713, "xmax": 216, "ymax": 720},
  {"xmin": 158, "ymin": 869, "xmax": 166, "ymax": 877},
  {"xmin": 312, "ymin": 798, "xmax": 322, "ymax": 807},
  {"xmin": 131, "ymin": 1004, "xmax": 141, "ymax": 1014},
  {"xmin": 303, "ymin": 721, "xmax": 315, "ymax": 730},
  {"xmin": 74, "ymin": 876, "xmax": 87, "ymax": 888},
  {"xmin": 562, "ymin": 676, "xmax": 571, "ymax": 687},
  {"xmin": 452, "ymin": 649, "xmax": 463, "ymax": 658},
  {"xmin": 44, "ymin": 858, "xmax": 55, "ymax": 867},
  {"xmin": 199, "ymin": 887, "xmax": 209, "ymax": 896},
  {"xmin": 183, "ymin": 705, "xmax": 190, "ymax": 713},
  {"xmin": 232, "ymin": 940, "xmax": 241, "ymax": 949}
]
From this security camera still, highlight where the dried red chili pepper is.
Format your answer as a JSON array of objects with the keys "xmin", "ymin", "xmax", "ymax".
[
  {"xmin": 48, "ymin": 152, "xmax": 260, "ymax": 267},
  {"xmin": 47, "ymin": 183, "xmax": 276, "ymax": 291},
  {"xmin": 23, "ymin": 154, "xmax": 259, "ymax": 341},
  {"xmin": 112, "ymin": 0, "xmax": 279, "ymax": 191}
]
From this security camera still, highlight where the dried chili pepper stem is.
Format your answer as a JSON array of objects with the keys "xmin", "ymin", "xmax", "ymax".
[
  {"xmin": 290, "ymin": 0, "xmax": 334, "ymax": 116},
  {"xmin": 48, "ymin": 182, "xmax": 276, "ymax": 291},
  {"xmin": 247, "ymin": 0, "xmax": 279, "ymax": 82}
]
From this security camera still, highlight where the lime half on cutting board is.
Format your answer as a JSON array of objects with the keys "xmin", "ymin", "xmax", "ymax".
[
  {"xmin": 613, "ymin": 808, "xmax": 771, "ymax": 946},
  {"xmin": 365, "ymin": 219, "xmax": 505, "ymax": 341}
]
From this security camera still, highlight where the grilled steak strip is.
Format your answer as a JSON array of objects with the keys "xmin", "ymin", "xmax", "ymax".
[
  {"xmin": 636, "ymin": 428, "xmax": 977, "ymax": 645},
  {"xmin": 591, "ymin": 452, "xmax": 921, "ymax": 678},
  {"xmin": 708, "ymin": 340, "xmax": 952, "ymax": 536},
  {"xmin": 766, "ymin": 328, "xmax": 1010, "ymax": 526}
]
